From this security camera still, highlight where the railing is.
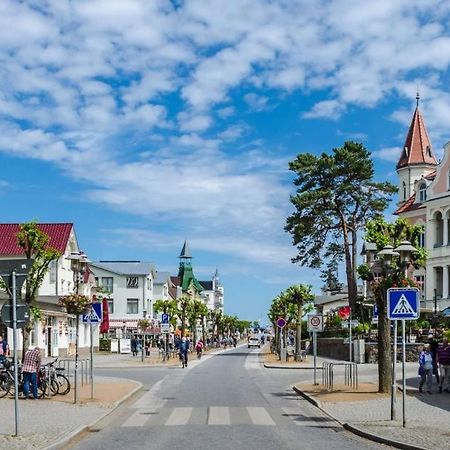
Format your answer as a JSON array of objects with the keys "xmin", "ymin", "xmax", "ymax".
[
  {"xmin": 56, "ymin": 358, "xmax": 91, "ymax": 386},
  {"xmin": 322, "ymin": 362, "xmax": 358, "ymax": 391}
]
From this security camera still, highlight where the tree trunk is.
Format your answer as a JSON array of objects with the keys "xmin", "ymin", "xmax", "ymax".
[
  {"xmin": 201, "ymin": 316, "xmax": 206, "ymax": 345},
  {"xmin": 295, "ymin": 302, "xmax": 302, "ymax": 361},
  {"xmin": 376, "ymin": 291, "xmax": 392, "ymax": 393}
]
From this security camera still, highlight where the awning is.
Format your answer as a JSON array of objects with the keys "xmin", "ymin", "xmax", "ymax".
[{"xmin": 109, "ymin": 320, "xmax": 139, "ymax": 329}]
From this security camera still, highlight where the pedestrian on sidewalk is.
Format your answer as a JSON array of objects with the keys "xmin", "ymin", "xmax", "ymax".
[
  {"xmin": 131, "ymin": 337, "xmax": 138, "ymax": 356},
  {"xmin": 22, "ymin": 346, "xmax": 41, "ymax": 400},
  {"xmin": 418, "ymin": 343, "xmax": 433, "ymax": 394},
  {"xmin": 0, "ymin": 335, "xmax": 10, "ymax": 364},
  {"xmin": 428, "ymin": 334, "xmax": 440, "ymax": 384},
  {"xmin": 437, "ymin": 337, "xmax": 450, "ymax": 393}
]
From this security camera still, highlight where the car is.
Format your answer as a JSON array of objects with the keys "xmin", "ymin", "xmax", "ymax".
[{"xmin": 248, "ymin": 337, "xmax": 260, "ymax": 348}]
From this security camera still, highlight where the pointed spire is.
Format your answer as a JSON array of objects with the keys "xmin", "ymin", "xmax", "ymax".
[
  {"xmin": 214, "ymin": 267, "xmax": 219, "ymax": 278},
  {"xmin": 416, "ymin": 87, "xmax": 420, "ymax": 108},
  {"xmin": 179, "ymin": 240, "xmax": 192, "ymax": 259},
  {"xmin": 396, "ymin": 94, "xmax": 437, "ymax": 170}
]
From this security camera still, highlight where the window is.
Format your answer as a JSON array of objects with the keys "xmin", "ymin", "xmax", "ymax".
[
  {"xmin": 49, "ymin": 260, "xmax": 57, "ymax": 284},
  {"xmin": 107, "ymin": 299, "xmax": 114, "ymax": 314},
  {"xmin": 419, "ymin": 183, "xmax": 427, "ymax": 202},
  {"xmin": 101, "ymin": 277, "xmax": 114, "ymax": 293},
  {"xmin": 127, "ymin": 298, "xmax": 139, "ymax": 314},
  {"xmin": 127, "ymin": 277, "xmax": 139, "ymax": 288},
  {"xmin": 402, "ymin": 181, "xmax": 406, "ymax": 201},
  {"xmin": 418, "ymin": 232, "xmax": 425, "ymax": 248},
  {"xmin": 414, "ymin": 275, "xmax": 425, "ymax": 293}
]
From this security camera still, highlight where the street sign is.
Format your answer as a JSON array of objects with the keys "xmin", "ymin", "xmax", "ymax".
[
  {"xmin": 161, "ymin": 323, "xmax": 170, "ymax": 334},
  {"xmin": 82, "ymin": 303, "xmax": 102, "ymax": 323},
  {"xmin": 1, "ymin": 303, "xmax": 30, "ymax": 329},
  {"xmin": 341, "ymin": 319, "xmax": 359, "ymax": 329},
  {"xmin": 161, "ymin": 313, "xmax": 169, "ymax": 324},
  {"xmin": 307, "ymin": 314, "xmax": 324, "ymax": 332},
  {"xmin": 276, "ymin": 317, "xmax": 286, "ymax": 328},
  {"xmin": 387, "ymin": 288, "xmax": 420, "ymax": 320},
  {"xmin": 372, "ymin": 305, "xmax": 379, "ymax": 324}
]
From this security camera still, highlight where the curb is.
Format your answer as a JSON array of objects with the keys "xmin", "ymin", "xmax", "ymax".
[
  {"xmin": 292, "ymin": 385, "xmax": 428, "ymax": 450},
  {"xmin": 44, "ymin": 380, "xmax": 143, "ymax": 450},
  {"xmin": 264, "ymin": 363, "xmax": 320, "ymax": 370}
]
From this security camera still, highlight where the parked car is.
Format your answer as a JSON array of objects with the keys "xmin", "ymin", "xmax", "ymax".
[{"xmin": 248, "ymin": 336, "xmax": 260, "ymax": 348}]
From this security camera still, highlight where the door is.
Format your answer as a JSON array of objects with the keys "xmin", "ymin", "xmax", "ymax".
[{"xmin": 46, "ymin": 327, "xmax": 52, "ymax": 357}]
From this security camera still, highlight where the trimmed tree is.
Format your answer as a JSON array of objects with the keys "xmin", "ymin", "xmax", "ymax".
[{"xmin": 285, "ymin": 141, "xmax": 396, "ymax": 311}]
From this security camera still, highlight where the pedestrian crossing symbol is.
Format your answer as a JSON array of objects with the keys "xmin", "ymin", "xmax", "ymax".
[
  {"xmin": 387, "ymin": 288, "xmax": 420, "ymax": 320},
  {"xmin": 82, "ymin": 302, "xmax": 102, "ymax": 324}
]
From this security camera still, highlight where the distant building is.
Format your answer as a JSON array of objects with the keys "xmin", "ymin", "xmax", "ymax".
[
  {"xmin": 314, "ymin": 284, "xmax": 364, "ymax": 317},
  {"xmin": 90, "ymin": 261, "xmax": 156, "ymax": 334}
]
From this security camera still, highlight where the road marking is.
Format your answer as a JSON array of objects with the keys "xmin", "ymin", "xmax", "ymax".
[
  {"xmin": 165, "ymin": 407, "xmax": 193, "ymax": 426},
  {"xmin": 121, "ymin": 410, "xmax": 150, "ymax": 427},
  {"xmin": 208, "ymin": 406, "xmax": 230, "ymax": 425},
  {"xmin": 247, "ymin": 407, "xmax": 276, "ymax": 426}
]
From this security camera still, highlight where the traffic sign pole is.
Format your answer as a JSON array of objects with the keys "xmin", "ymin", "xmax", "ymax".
[
  {"xmin": 402, "ymin": 319, "xmax": 406, "ymax": 428},
  {"xmin": 392, "ymin": 320, "xmax": 397, "ymax": 421},
  {"xmin": 12, "ymin": 271, "xmax": 19, "ymax": 437},
  {"xmin": 313, "ymin": 331, "xmax": 318, "ymax": 385}
]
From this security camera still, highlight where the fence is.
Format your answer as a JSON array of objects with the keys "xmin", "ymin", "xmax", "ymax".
[{"xmin": 56, "ymin": 358, "xmax": 91, "ymax": 386}]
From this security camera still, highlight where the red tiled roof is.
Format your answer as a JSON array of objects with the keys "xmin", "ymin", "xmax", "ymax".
[
  {"xmin": 396, "ymin": 107, "xmax": 437, "ymax": 169},
  {"xmin": 424, "ymin": 170, "xmax": 436, "ymax": 181},
  {"xmin": 394, "ymin": 194, "xmax": 424, "ymax": 214},
  {"xmin": 0, "ymin": 223, "xmax": 73, "ymax": 255}
]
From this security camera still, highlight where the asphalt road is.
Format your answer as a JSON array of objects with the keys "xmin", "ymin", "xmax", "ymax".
[{"xmin": 69, "ymin": 347, "xmax": 387, "ymax": 450}]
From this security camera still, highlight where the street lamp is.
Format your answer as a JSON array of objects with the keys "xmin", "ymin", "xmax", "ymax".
[
  {"xmin": 433, "ymin": 288, "xmax": 439, "ymax": 336},
  {"xmin": 65, "ymin": 250, "xmax": 89, "ymax": 404}
]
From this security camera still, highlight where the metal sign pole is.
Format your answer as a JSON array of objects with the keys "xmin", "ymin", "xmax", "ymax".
[
  {"xmin": 313, "ymin": 331, "xmax": 318, "ymax": 385},
  {"xmin": 402, "ymin": 319, "xmax": 406, "ymax": 428},
  {"xmin": 12, "ymin": 271, "xmax": 19, "ymax": 436},
  {"xmin": 90, "ymin": 322, "xmax": 94, "ymax": 400},
  {"xmin": 391, "ymin": 320, "xmax": 397, "ymax": 421}
]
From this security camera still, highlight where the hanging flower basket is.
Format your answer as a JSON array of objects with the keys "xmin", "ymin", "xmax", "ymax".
[{"xmin": 58, "ymin": 294, "xmax": 92, "ymax": 315}]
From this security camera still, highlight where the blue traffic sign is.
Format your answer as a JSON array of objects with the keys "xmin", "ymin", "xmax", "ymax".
[
  {"xmin": 387, "ymin": 288, "xmax": 420, "ymax": 320},
  {"xmin": 82, "ymin": 303, "xmax": 102, "ymax": 323},
  {"xmin": 373, "ymin": 305, "xmax": 378, "ymax": 318},
  {"xmin": 161, "ymin": 313, "xmax": 169, "ymax": 324}
]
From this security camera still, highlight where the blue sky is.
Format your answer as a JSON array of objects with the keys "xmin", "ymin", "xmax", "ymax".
[{"xmin": 1, "ymin": 0, "xmax": 450, "ymax": 323}]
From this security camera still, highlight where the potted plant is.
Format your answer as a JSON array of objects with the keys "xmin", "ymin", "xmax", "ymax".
[{"xmin": 58, "ymin": 294, "xmax": 91, "ymax": 315}]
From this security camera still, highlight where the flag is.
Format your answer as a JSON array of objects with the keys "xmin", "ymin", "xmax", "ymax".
[
  {"xmin": 338, "ymin": 306, "xmax": 351, "ymax": 320},
  {"xmin": 100, "ymin": 297, "xmax": 110, "ymax": 333}
]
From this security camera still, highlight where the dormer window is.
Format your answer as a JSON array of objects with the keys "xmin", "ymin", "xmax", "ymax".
[
  {"xmin": 426, "ymin": 145, "xmax": 432, "ymax": 157},
  {"xmin": 419, "ymin": 183, "xmax": 427, "ymax": 202},
  {"xmin": 404, "ymin": 146, "xmax": 409, "ymax": 156}
]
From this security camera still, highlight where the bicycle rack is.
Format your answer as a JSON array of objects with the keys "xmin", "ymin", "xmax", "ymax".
[{"xmin": 321, "ymin": 362, "xmax": 358, "ymax": 391}]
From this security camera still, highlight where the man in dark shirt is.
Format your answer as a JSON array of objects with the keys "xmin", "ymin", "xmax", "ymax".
[
  {"xmin": 437, "ymin": 338, "xmax": 450, "ymax": 393},
  {"xmin": 428, "ymin": 334, "xmax": 440, "ymax": 384}
]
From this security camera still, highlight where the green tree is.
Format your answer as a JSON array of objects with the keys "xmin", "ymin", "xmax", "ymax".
[
  {"xmin": 175, "ymin": 296, "xmax": 193, "ymax": 338},
  {"xmin": 187, "ymin": 299, "xmax": 208, "ymax": 344},
  {"xmin": 13, "ymin": 222, "xmax": 60, "ymax": 358},
  {"xmin": 285, "ymin": 141, "xmax": 396, "ymax": 311},
  {"xmin": 358, "ymin": 217, "xmax": 425, "ymax": 392}
]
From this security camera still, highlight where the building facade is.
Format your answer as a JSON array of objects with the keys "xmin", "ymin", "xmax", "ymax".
[{"xmin": 395, "ymin": 97, "xmax": 450, "ymax": 313}]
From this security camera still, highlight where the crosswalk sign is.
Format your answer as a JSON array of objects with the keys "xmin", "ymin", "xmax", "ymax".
[
  {"xmin": 387, "ymin": 288, "xmax": 420, "ymax": 320},
  {"xmin": 82, "ymin": 303, "xmax": 102, "ymax": 324}
]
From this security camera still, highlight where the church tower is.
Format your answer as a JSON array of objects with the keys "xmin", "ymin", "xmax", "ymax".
[
  {"xmin": 396, "ymin": 93, "xmax": 437, "ymax": 206},
  {"xmin": 177, "ymin": 240, "xmax": 203, "ymax": 294}
]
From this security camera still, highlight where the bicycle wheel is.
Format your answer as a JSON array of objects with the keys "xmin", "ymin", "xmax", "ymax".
[
  {"xmin": 38, "ymin": 379, "xmax": 59, "ymax": 398},
  {"xmin": 0, "ymin": 373, "xmax": 11, "ymax": 398},
  {"xmin": 56, "ymin": 374, "xmax": 71, "ymax": 395}
]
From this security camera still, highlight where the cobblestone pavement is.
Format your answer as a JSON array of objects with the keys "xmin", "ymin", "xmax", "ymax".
[
  {"xmin": 0, "ymin": 376, "xmax": 141, "ymax": 450},
  {"xmin": 296, "ymin": 374, "xmax": 450, "ymax": 450}
]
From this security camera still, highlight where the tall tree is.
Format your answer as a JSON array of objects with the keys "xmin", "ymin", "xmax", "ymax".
[
  {"xmin": 175, "ymin": 296, "xmax": 193, "ymax": 338},
  {"xmin": 358, "ymin": 217, "xmax": 425, "ymax": 392},
  {"xmin": 285, "ymin": 141, "xmax": 396, "ymax": 311},
  {"xmin": 15, "ymin": 222, "xmax": 60, "ymax": 358}
]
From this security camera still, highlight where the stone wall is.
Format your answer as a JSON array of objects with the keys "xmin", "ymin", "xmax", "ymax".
[{"xmin": 317, "ymin": 337, "xmax": 426, "ymax": 363}]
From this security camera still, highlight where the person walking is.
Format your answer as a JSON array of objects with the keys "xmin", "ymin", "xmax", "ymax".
[
  {"xmin": 428, "ymin": 334, "xmax": 440, "ymax": 384},
  {"xmin": 131, "ymin": 337, "xmax": 137, "ymax": 356},
  {"xmin": 0, "ymin": 335, "xmax": 10, "ymax": 364},
  {"xmin": 419, "ymin": 343, "xmax": 434, "ymax": 394},
  {"xmin": 437, "ymin": 338, "xmax": 450, "ymax": 393},
  {"xmin": 22, "ymin": 346, "xmax": 41, "ymax": 400},
  {"xmin": 195, "ymin": 340, "xmax": 204, "ymax": 359},
  {"xmin": 179, "ymin": 337, "xmax": 189, "ymax": 368}
]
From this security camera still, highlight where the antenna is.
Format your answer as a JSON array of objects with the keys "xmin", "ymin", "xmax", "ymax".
[{"xmin": 416, "ymin": 87, "xmax": 420, "ymax": 108}]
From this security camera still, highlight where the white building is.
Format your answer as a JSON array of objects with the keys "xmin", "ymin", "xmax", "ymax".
[
  {"xmin": 0, "ymin": 223, "xmax": 97, "ymax": 357},
  {"xmin": 199, "ymin": 268, "xmax": 224, "ymax": 313},
  {"xmin": 394, "ymin": 96, "xmax": 450, "ymax": 313},
  {"xmin": 90, "ymin": 261, "xmax": 156, "ymax": 333}
]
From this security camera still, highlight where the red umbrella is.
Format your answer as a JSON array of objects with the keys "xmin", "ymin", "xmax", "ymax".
[
  {"xmin": 338, "ymin": 306, "xmax": 351, "ymax": 320},
  {"xmin": 100, "ymin": 297, "xmax": 110, "ymax": 334}
]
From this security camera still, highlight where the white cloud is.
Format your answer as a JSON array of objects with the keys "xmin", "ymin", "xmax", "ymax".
[
  {"xmin": 372, "ymin": 146, "xmax": 402, "ymax": 163},
  {"xmin": 303, "ymin": 100, "xmax": 345, "ymax": 120},
  {"xmin": 244, "ymin": 93, "xmax": 269, "ymax": 112}
]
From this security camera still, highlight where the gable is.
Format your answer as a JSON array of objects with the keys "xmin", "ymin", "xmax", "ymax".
[{"xmin": 429, "ymin": 141, "xmax": 450, "ymax": 196}]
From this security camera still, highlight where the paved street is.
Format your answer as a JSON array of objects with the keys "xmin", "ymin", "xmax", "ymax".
[{"xmin": 69, "ymin": 347, "xmax": 384, "ymax": 450}]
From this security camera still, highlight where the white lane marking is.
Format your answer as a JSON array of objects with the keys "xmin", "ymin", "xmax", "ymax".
[
  {"xmin": 208, "ymin": 407, "xmax": 230, "ymax": 425},
  {"xmin": 122, "ymin": 410, "xmax": 150, "ymax": 427},
  {"xmin": 165, "ymin": 407, "xmax": 193, "ymax": 426},
  {"xmin": 246, "ymin": 407, "xmax": 276, "ymax": 426}
]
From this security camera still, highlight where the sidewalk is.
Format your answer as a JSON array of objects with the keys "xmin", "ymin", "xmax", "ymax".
[
  {"xmin": 292, "ymin": 363, "xmax": 450, "ymax": 450},
  {"xmin": 0, "ymin": 376, "xmax": 141, "ymax": 450}
]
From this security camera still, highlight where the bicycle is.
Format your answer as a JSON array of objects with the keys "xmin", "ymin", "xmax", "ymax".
[{"xmin": 46, "ymin": 358, "xmax": 71, "ymax": 395}]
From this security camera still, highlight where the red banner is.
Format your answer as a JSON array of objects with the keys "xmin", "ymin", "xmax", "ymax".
[{"xmin": 338, "ymin": 306, "xmax": 351, "ymax": 320}]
